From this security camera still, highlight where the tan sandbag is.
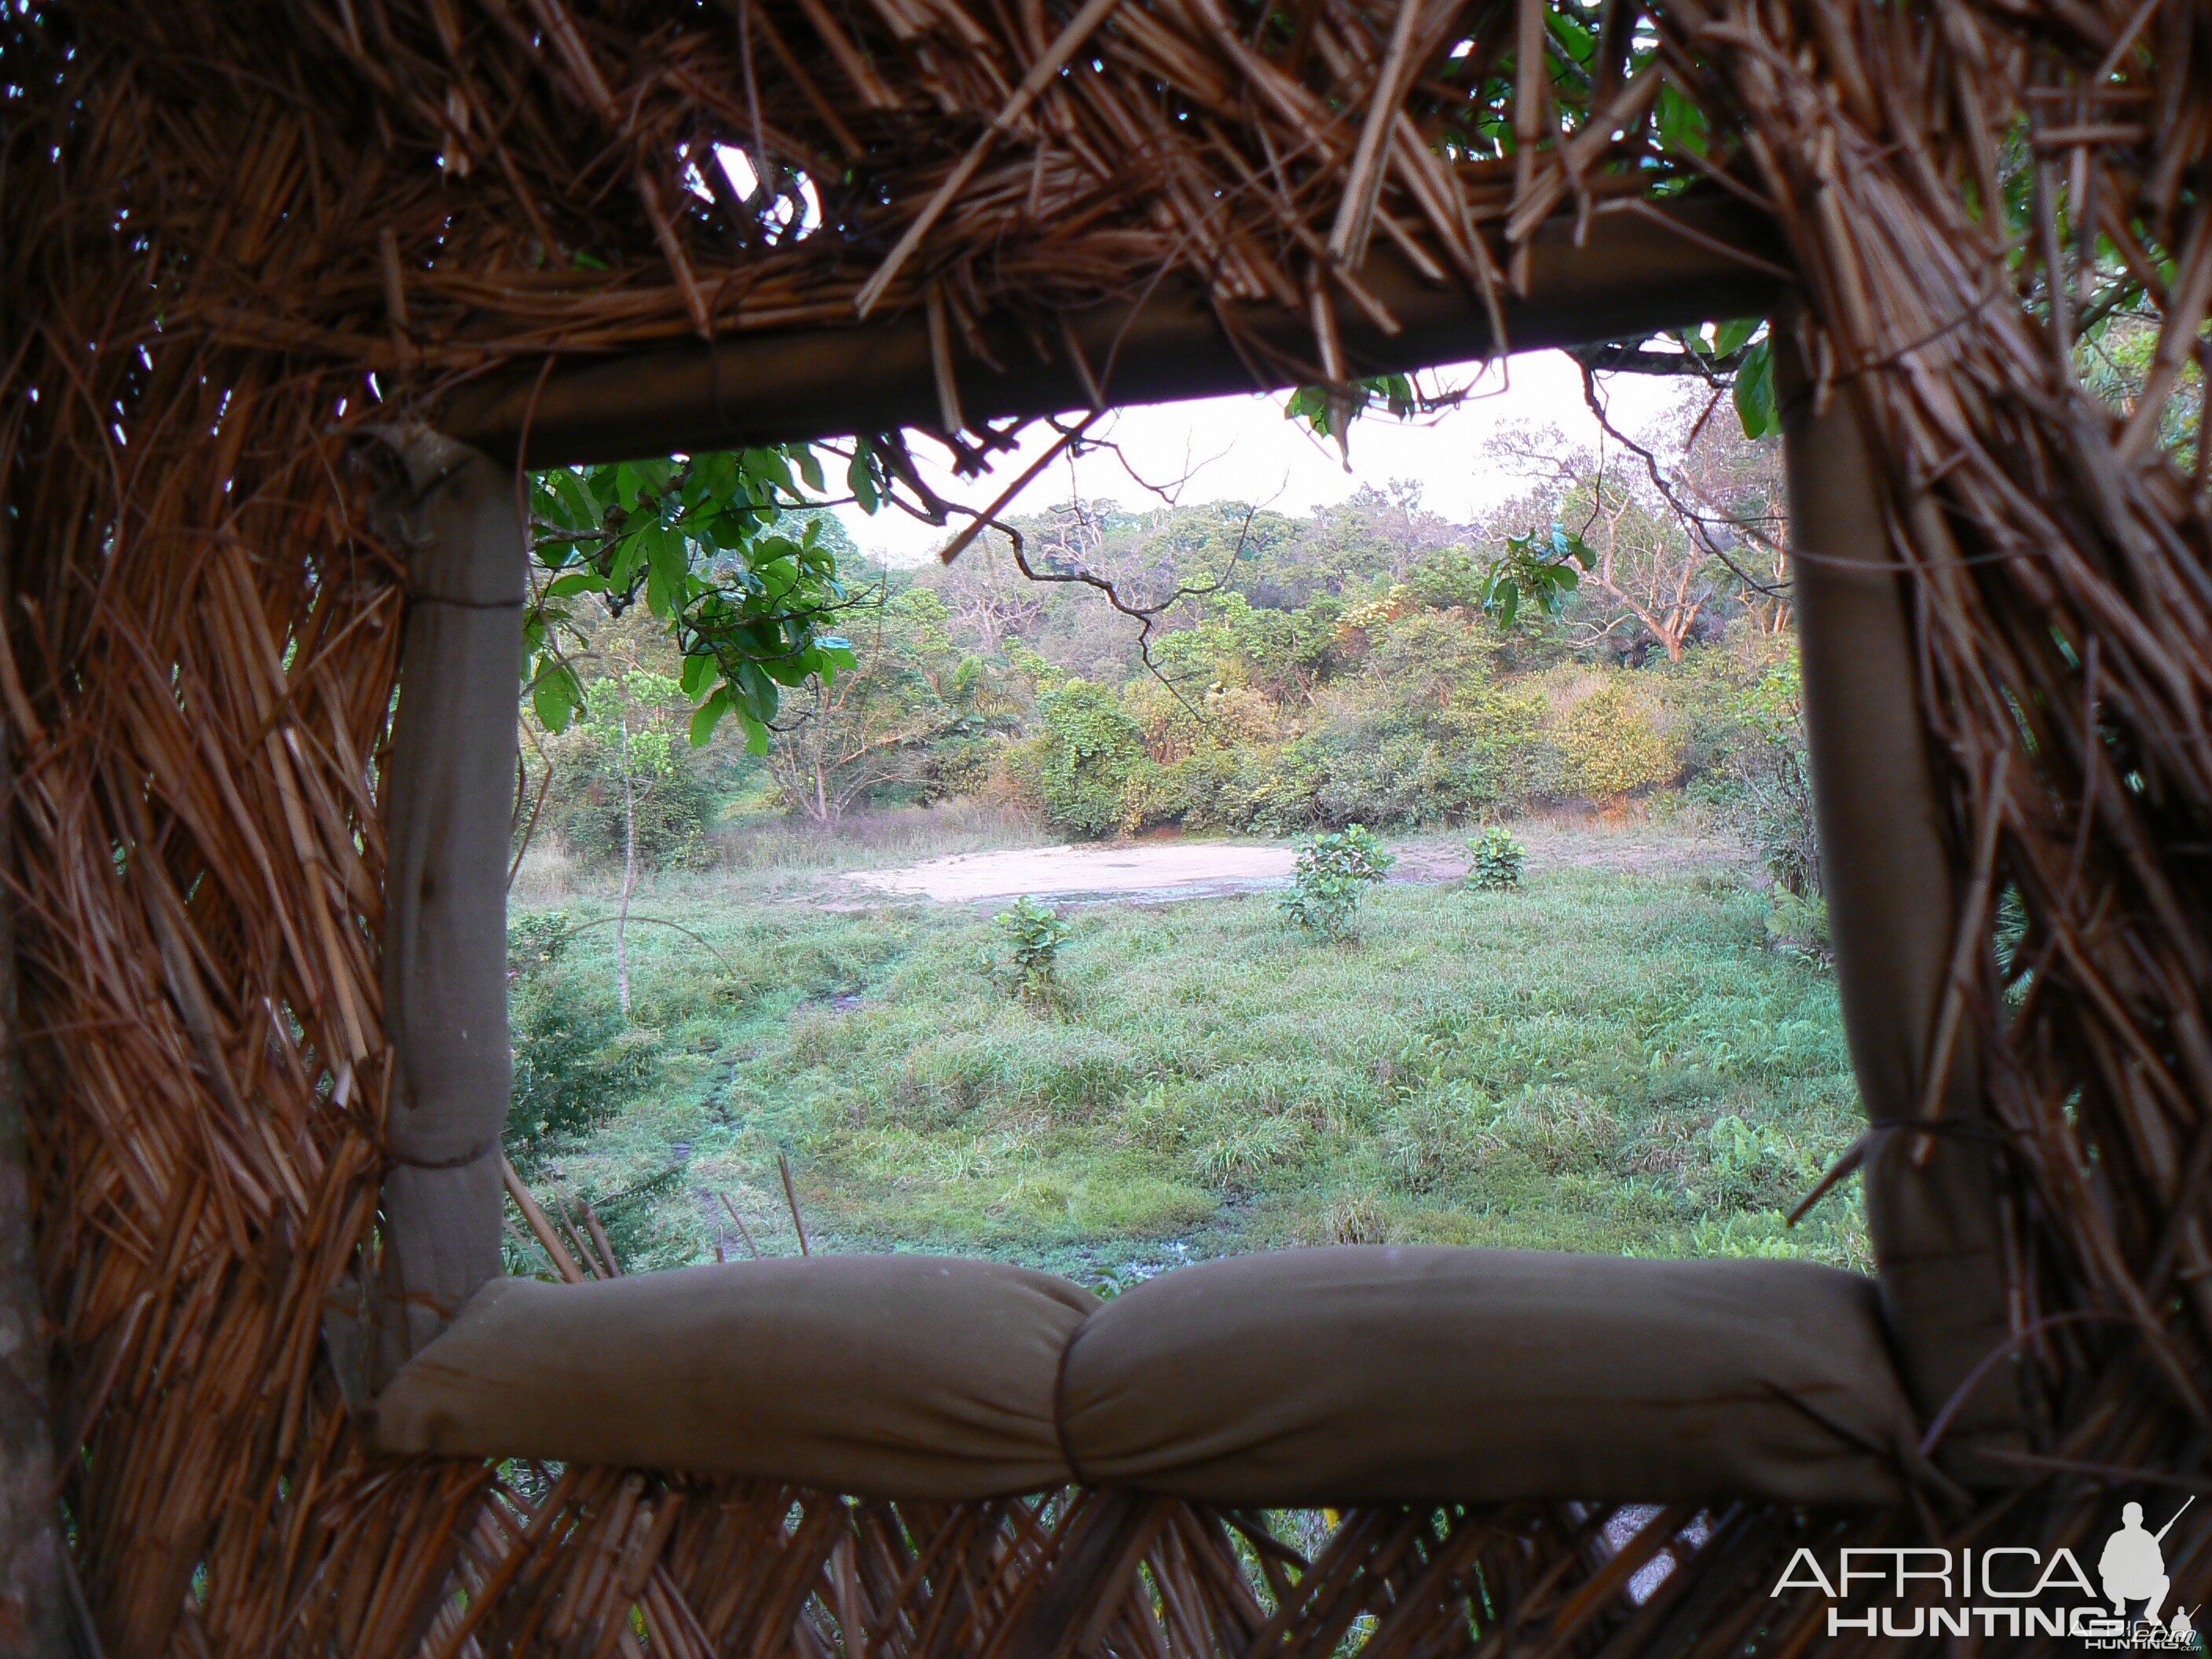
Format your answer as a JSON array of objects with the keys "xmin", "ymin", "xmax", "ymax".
[
  {"xmin": 369, "ymin": 1257, "xmax": 1098, "ymax": 1499},
  {"xmin": 1058, "ymin": 1246, "xmax": 1911, "ymax": 1506}
]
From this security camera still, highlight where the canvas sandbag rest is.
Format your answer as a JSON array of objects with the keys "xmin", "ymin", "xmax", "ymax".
[
  {"xmin": 371, "ymin": 1245, "xmax": 1914, "ymax": 1505},
  {"xmin": 369, "ymin": 1257, "xmax": 1094, "ymax": 1497},
  {"xmin": 1060, "ymin": 1246, "xmax": 1910, "ymax": 1505}
]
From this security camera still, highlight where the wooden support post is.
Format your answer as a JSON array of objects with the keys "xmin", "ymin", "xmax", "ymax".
[
  {"xmin": 1778, "ymin": 332, "xmax": 2020, "ymax": 1478},
  {"xmin": 372, "ymin": 433, "xmax": 525, "ymax": 1383}
]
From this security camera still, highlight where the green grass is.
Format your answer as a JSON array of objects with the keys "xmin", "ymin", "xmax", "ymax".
[{"xmin": 510, "ymin": 848, "xmax": 1870, "ymax": 1285}]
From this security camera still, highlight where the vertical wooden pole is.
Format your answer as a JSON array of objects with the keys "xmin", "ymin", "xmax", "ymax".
[
  {"xmin": 372, "ymin": 432, "xmax": 525, "ymax": 1383},
  {"xmin": 1778, "ymin": 331, "xmax": 2020, "ymax": 1478},
  {"xmin": 0, "ymin": 558, "xmax": 63, "ymax": 1652}
]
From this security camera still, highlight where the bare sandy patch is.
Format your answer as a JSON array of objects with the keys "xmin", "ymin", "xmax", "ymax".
[
  {"xmin": 837, "ymin": 815, "xmax": 1747, "ymax": 906},
  {"xmin": 846, "ymin": 840, "xmax": 1298, "ymax": 903}
]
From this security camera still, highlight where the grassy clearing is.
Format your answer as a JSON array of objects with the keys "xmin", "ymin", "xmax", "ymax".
[{"xmin": 511, "ymin": 828, "xmax": 1869, "ymax": 1287}]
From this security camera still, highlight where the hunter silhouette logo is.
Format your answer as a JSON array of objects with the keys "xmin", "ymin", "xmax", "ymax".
[
  {"xmin": 2099, "ymin": 1500, "xmax": 2183, "ymax": 1625},
  {"xmin": 2089, "ymin": 1498, "xmax": 2199, "ymax": 1650}
]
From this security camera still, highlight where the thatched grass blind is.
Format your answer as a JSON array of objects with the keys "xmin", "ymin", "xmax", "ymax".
[{"xmin": 2, "ymin": 0, "xmax": 2208, "ymax": 1653}]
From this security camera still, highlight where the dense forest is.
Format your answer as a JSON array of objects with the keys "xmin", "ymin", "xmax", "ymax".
[{"xmin": 533, "ymin": 389, "xmax": 1818, "ymax": 907}]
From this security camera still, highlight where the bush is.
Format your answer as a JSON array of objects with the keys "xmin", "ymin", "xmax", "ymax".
[
  {"xmin": 1379, "ymin": 1080, "xmax": 1492, "ymax": 1191},
  {"xmin": 985, "ymin": 896, "xmax": 1075, "ymax": 1011},
  {"xmin": 1726, "ymin": 658, "xmax": 1819, "ymax": 895},
  {"xmin": 508, "ymin": 909, "xmax": 573, "ymax": 973},
  {"xmin": 1188, "ymin": 1117, "xmax": 1307, "ymax": 1192},
  {"xmin": 1309, "ymin": 716, "xmax": 1476, "ymax": 828},
  {"xmin": 1557, "ymin": 678, "xmax": 1679, "ymax": 799},
  {"xmin": 572, "ymin": 1165, "xmax": 689, "ymax": 1273},
  {"xmin": 926, "ymin": 734, "xmax": 1002, "ymax": 800},
  {"xmin": 506, "ymin": 967, "xmax": 663, "ymax": 1174},
  {"xmin": 548, "ymin": 745, "xmax": 717, "ymax": 869},
  {"xmin": 1461, "ymin": 683, "xmax": 1564, "ymax": 808},
  {"xmin": 1280, "ymin": 823, "xmax": 1395, "ymax": 939},
  {"xmin": 1467, "ymin": 826, "xmax": 1525, "ymax": 890},
  {"xmin": 1031, "ymin": 679, "xmax": 1148, "ymax": 837},
  {"xmin": 1764, "ymin": 890, "xmax": 1832, "ymax": 965}
]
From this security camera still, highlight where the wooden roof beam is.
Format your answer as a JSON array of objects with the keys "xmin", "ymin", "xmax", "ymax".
[{"xmin": 438, "ymin": 195, "xmax": 1788, "ymax": 468}]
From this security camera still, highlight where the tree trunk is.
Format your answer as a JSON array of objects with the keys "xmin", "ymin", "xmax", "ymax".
[{"xmin": 616, "ymin": 771, "xmax": 637, "ymax": 1016}]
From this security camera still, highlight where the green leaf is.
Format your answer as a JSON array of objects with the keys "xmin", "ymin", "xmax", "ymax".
[
  {"xmin": 742, "ymin": 446, "xmax": 797, "ymax": 500},
  {"xmin": 530, "ymin": 663, "xmax": 582, "ymax": 732},
  {"xmin": 1544, "ymin": 9, "xmax": 1592, "ymax": 61},
  {"xmin": 608, "ymin": 530, "xmax": 648, "ymax": 592},
  {"xmin": 646, "ymin": 525, "xmax": 689, "ymax": 616},
  {"xmin": 1284, "ymin": 386, "xmax": 1329, "ymax": 434},
  {"xmin": 1712, "ymin": 317, "xmax": 1761, "ymax": 357},
  {"xmin": 689, "ymin": 686, "xmax": 733, "ymax": 746},
  {"xmin": 692, "ymin": 450, "xmax": 739, "ymax": 503},
  {"xmin": 1733, "ymin": 338, "xmax": 1778, "ymax": 439},
  {"xmin": 522, "ymin": 438, "xmax": 857, "ymax": 776},
  {"xmin": 848, "ymin": 441, "xmax": 882, "ymax": 514}
]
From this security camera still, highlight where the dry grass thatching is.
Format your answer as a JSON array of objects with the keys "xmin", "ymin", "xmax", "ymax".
[{"xmin": 2, "ymin": 0, "xmax": 2210, "ymax": 1653}]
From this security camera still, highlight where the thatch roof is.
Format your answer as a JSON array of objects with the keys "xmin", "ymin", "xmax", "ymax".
[{"xmin": 4, "ymin": 0, "xmax": 2210, "ymax": 1654}]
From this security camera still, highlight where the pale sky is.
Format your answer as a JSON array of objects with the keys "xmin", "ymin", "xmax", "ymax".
[{"xmin": 833, "ymin": 350, "xmax": 1690, "ymax": 565}]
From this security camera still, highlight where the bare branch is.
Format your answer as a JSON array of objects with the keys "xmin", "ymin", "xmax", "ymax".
[{"xmin": 1578, "ymin": 364, "xmax": 1792, "ymax": 601}]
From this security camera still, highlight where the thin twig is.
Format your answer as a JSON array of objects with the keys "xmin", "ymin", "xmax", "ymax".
[{"xmin": 776, "ymin": 1152, "xmax": 811, "ymax": 1254}]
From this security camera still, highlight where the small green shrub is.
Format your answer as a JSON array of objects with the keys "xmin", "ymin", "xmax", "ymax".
[
  {"xmin": 549, "ymin": 747, "xmax": 716, "ymax": 869},
  {"xmin": 1379, "ymin": 1080, "xmax": 1492, "ymax": 1190},
  {"xmin": 1279, "ymin": 823, "xmax": 1395, "ymax": 939},
  {"xmin": 1764, "ymin": 890, "xmax": 1832, "ymax": 966},
  {"xmin": 577, "ymin": 1166, "xmax": 688, "ymax": 1271},
  {"xmin": 507, "ymin": 969, "xmax": 663, "ymax": 1173},
  {"xmin": 1727, "ymin": 658, "xmax": 1820, "ymax": 896},
  {"xmin": 1467, "ymin": 826, "xmax": 1525, "ymax": 890},
  {"xmin": 508, "ymin": 909, "xmax": 573, "ymax": 974},
  {"xmin": 1316, "ymin": 1192, "xmax": 1397, "ymax": 1245},
  {"xmin": 986, "ymin": 896, "xmax": 1075, "ymax": 1010},
  {"xmin": 1188, "ymin": 1115, "xmax": 1306, "ymax": 1192},
  {"xmin": 1692, "ymin": 1111, "xmax": 1823, "ymax": 1211}
]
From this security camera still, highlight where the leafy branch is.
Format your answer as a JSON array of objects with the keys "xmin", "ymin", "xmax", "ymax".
[
  {"xmin": 1479, "ymin": 524, "xmax": 1594, "ymax": 628},
  {"xmin": 526, "ymin": 445, "xmax": 869, "ymax": 752}
]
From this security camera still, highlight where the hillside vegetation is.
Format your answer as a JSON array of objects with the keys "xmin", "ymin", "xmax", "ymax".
[{"xmin": 541, "ymin": 400, "xmax": 1813, "ymax": 891}]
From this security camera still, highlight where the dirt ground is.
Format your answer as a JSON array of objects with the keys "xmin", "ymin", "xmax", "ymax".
[
  {"xmin": 844, "ymin": 840, "xmax": 1299, "ymax": 903},
  {"xmin": 840, "ymin": 815, "xmax": 1745, "ymax": 906}
]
